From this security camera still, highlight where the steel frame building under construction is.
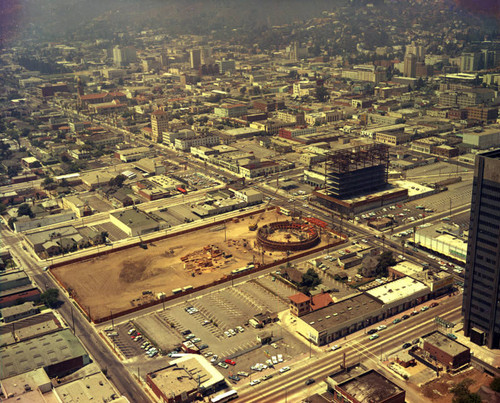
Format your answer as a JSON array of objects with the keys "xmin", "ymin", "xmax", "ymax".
[{"xmin": 324, "ymin": 143, "xmax": 390, "ymax": 199}]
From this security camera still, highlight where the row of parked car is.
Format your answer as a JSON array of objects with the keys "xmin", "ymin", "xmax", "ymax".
[{"xmin": 128, "ymin": 328, "xmax": 158, "ymax": 357}]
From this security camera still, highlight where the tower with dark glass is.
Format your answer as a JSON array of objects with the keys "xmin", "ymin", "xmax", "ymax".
[{"xmin": 463, "ymin": 149, "xmax": 500, "ymax": 349}]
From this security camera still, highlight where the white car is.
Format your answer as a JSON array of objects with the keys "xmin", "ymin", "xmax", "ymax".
[
  {"xmin": 236, "ymin": 326, "xmax": 245, "ymax": 333},
  {"xmin": 279, "ymin": 366, "xmax": 291, "ymax": 374},
  {"xmin": 272, "ymin": 356, "xmax": 278, "ymax": 365},
  {"xmin": 277, "ymin": 354, "xmax": 283, "ymax": 363},
  {"xmin": 250, "ymin": 379, "xmax": 261, "ymax": 386},
  {"xmin": 377, "ymin": 325, "xmax": 387, "ymax": 331},
  {"xmin": 331, "ymin": 345, "xmax": 341, "ymax": 351}
]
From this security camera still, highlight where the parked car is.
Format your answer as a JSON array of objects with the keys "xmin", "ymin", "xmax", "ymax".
[
  {"xmin": 249, "ymin": 379, "xmax": 261, "ymax": 386},
  {"xmin": 367, "ymin": 329, "xmax": 378, "ymax": 335},
  {"xmin": 218, "ymin": 362, "xmax": 229, "ymax": 369},
  {"xmin": 447, "ymin": 333, "xmax": 458, "ymax": 340},
  {"xmin": 401, "ymin": 315, "xmax": 410, "ymax": 320},
  {"xmin": 430, "ymin": 302, "xmax": 439, "ymax": 308},
  {"xmin": 402, "ymin": 343, "xmax": 412, "ymax": 349},
  {"xmin": 377, "ymin": 325, "xmax": 387, "ymax": 331},
  {"xmin": 225, "ymin": 359, "xmax": 236, "ymax": 366},
  {"xmin": 393, "ymin": 318, "xmax": 402, "ymax": 324},
  {"xmin": 331, "ymin": 345, "xmax": 341, "ymax": 351}
]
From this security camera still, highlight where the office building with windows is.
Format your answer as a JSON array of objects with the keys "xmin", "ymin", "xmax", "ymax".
[{"xmin": 463, "ymin": 149, "xmax": 500, "ymax": 348}]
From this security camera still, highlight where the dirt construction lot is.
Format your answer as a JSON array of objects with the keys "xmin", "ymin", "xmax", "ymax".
[{"xmin": 53, "ymin": 210, "xmax": 335, "ymax": 320}]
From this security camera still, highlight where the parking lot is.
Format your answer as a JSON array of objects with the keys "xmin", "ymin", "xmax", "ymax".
[
  {"xmin": 106, "ymin": 323, "xmax": 151, "ymax": 359},
  {"xmin": 111, "ymin": 272, "xmax": 316, "ymax": 378}
]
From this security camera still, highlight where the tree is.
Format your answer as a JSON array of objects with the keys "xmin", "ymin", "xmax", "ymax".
[
  {"xmin": 490, "ymin": 377, "xmax": 500, "ymax": 392},
  {"xmin": 450, "ymin": 379, "xmax": 481, "ymax": 403},
  {"xmin": 300, "ymin": 268, "xmax": 322, "ymax": 295},
  {"xmin": 109, "ymin": 174, "xmax": 127, "ymax": 188},
  {"xmin": 17, "ymin": 203, "xmax": 34, "ymax": 218},
  {"xmin": 40, "ymin": 288, "xmax": 60, "ymax": 308},
  {"xmin": 375, "ymin": 251, "xmax": 396, "ymax": 276},
  {"xmin": 415, "ymin": 77, "xmax": 425, "ymax": 90},
  {"xmin": 315, "ymin": 85, "xmax": 329, "ymax": 102}
]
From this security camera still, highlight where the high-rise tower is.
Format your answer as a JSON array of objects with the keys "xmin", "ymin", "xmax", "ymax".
[
  {"xmin": 463, "ymin": 149, "xmax": 500, "ymax": 348},
  {"xmin": 151, "ymin": 109, "xmax": 168, "ymax": 143}
]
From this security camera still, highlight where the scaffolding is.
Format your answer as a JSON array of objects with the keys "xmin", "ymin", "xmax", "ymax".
[{"xmin": 324, "ymin": 144, "xmax": 390, "ymax": 199}]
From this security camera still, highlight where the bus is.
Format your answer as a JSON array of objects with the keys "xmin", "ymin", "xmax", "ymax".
[
  {"xmin": 172, "ymin": 288, "xmax": 183, "ymax": 294},
  {"xmin": 280, "ymin": 207, "xmax": 291, "ymax": 216},
  {"xmin": 210, "ymin": 389, "xmax": 238, "ymax": 403}
]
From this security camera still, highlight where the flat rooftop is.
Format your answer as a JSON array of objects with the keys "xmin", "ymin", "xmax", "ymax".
[
  {"xmin": 54, "ymin": 371, "xmax": 117, "ymax": 402},
  {"xmin": 150, "ymin": 355, "xmax": 224, "ymax": 396},
  {"xmin": 337, "ymin": 369, "xmax": 405, "ymax": 402},
  {"xmin": 0, "ymin": 329, "xmax": 88, "ymax": 379},
  {"xmin": 300, "ymin": 293, "xmax": 384, "ymax": 332},
  {"xmin": 423, "ymin": 331, "xmax": 469, "ymax": 356},
  {"xmin": 365, "ymin": 276, "xmax": 429, "ymax": 305},
  {"xmin": 110, "ymin": 208, "xmax": 158, "ymax": 228}
]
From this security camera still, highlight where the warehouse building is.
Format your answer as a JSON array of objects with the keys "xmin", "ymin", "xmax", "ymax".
[
  {"xmin": 294, "ymin": 277, "xmax": 430, "ymax": 346},
  {"xmin": 0, "ymin": 329, "xmax": 90, "ymax": 379},
  {"xmin": 109, "ymin": 208, "xmax": 161, "ymax": 236}
]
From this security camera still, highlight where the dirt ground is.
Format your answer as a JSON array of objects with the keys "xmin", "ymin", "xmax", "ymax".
[
  {"xmin": 417, "ymin": 367, "xmax": 492, "ymax": 402},
  {"xmin": 53, "ymin": 210, "xmax": 335, "ymax": 320}
]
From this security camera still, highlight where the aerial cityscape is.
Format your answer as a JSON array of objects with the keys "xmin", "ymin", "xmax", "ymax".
[{"xmin": 1, "ymin": 0, "xmax": 500, "ymax": 402}]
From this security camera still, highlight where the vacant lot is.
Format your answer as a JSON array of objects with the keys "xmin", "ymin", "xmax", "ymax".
[{"xmin": 53, "ymin": 210, "xmax": 336, "ymax": 320}]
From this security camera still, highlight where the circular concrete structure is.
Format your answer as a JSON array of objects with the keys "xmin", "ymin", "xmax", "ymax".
[{"xmin": 257, "ymin": 221, "xmax": 320, "ymax": 251}]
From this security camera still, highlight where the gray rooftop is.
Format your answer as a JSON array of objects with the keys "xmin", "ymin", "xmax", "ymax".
[
  {"xmin": 300, "ymin": 293, "xmax": 383, "ymax": 332},
  {"xmin": 423, "ymin": 331, "xmax": 469, "ymax": 357},
  {"xmin": 338, "ymin": 369, "xmax": 405, "ymax": 402},
  {"xmin": 0, "ymin": 329, "xmax": 88, "ymax": 379},
  {"xmin": 110, "ymin": 208, "xmax": 158, "ymax": 229}
]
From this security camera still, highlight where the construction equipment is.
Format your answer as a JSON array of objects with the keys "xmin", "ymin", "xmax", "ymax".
[{"xmin": 248, "ymin": 178, "xmax": 281, "ymax": 231}]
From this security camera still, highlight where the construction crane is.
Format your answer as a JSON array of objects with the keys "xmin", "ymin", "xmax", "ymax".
[{"xmin": 248, "ymin": 177, "xmax": 281, "ymax": 231}]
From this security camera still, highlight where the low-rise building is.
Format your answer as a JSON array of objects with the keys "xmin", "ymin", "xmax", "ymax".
[
  {"xmin": 146, "ymin": 355, "xmax": 226, "ymax": 403},
  {"xmin": 422, "ymin": 331, "xmax": 471, "ymax": 370},
  {"xmin": 364, "ymin": 276, "xmax": 429, "ymax": 316},
  {"xmin": 0, "ymin": 302, "xmax": 40, "ymax": 323},
  {"xmin": 295, "ymin": 293, "xmax": 385, "ymax": 345},
  {"xmin": 462, "ymin": 126, "xmax": 500, "ymax": 150},
  {"xmin": 327, "ymin": 367, "xmax": 405, "ymax": 403},
  {"xmin": 0, "ymin": 329, "xmax": 90, "ymax": 379},
  {"xmin": 109, "ymin": 209, "xmax": 160, "ymax": 237}
]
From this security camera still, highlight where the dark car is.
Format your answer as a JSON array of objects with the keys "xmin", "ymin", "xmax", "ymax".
[
  {"xmin": 367, "ymin": 329, "xmax": 378, "ymax": 335},
  {"xmin": 305, "ymin": 378, "xmax": 315, "ymax": 385},
  {"xmin": 430, "ymin": 302, "xmax": 439, "ymax": 308},
  {"xmin": 402, "ymin": 343, "xmax": 412, "ymax": 349},
  {"xmin": 228, "ymin": 374, "xmax": 240, "ymax": 382},
  {"xmin": 181, "ymin": 329, "xmax": 192, "ymax": 336},
  {"xmin": 401, "ymin": 315, "xmax": 410, "ymax": 320}
]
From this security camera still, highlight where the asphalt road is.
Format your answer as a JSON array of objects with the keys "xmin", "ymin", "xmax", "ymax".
[{"xmin": 236, "ymin": 295, "xmax": 463, "ymax": 403}]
